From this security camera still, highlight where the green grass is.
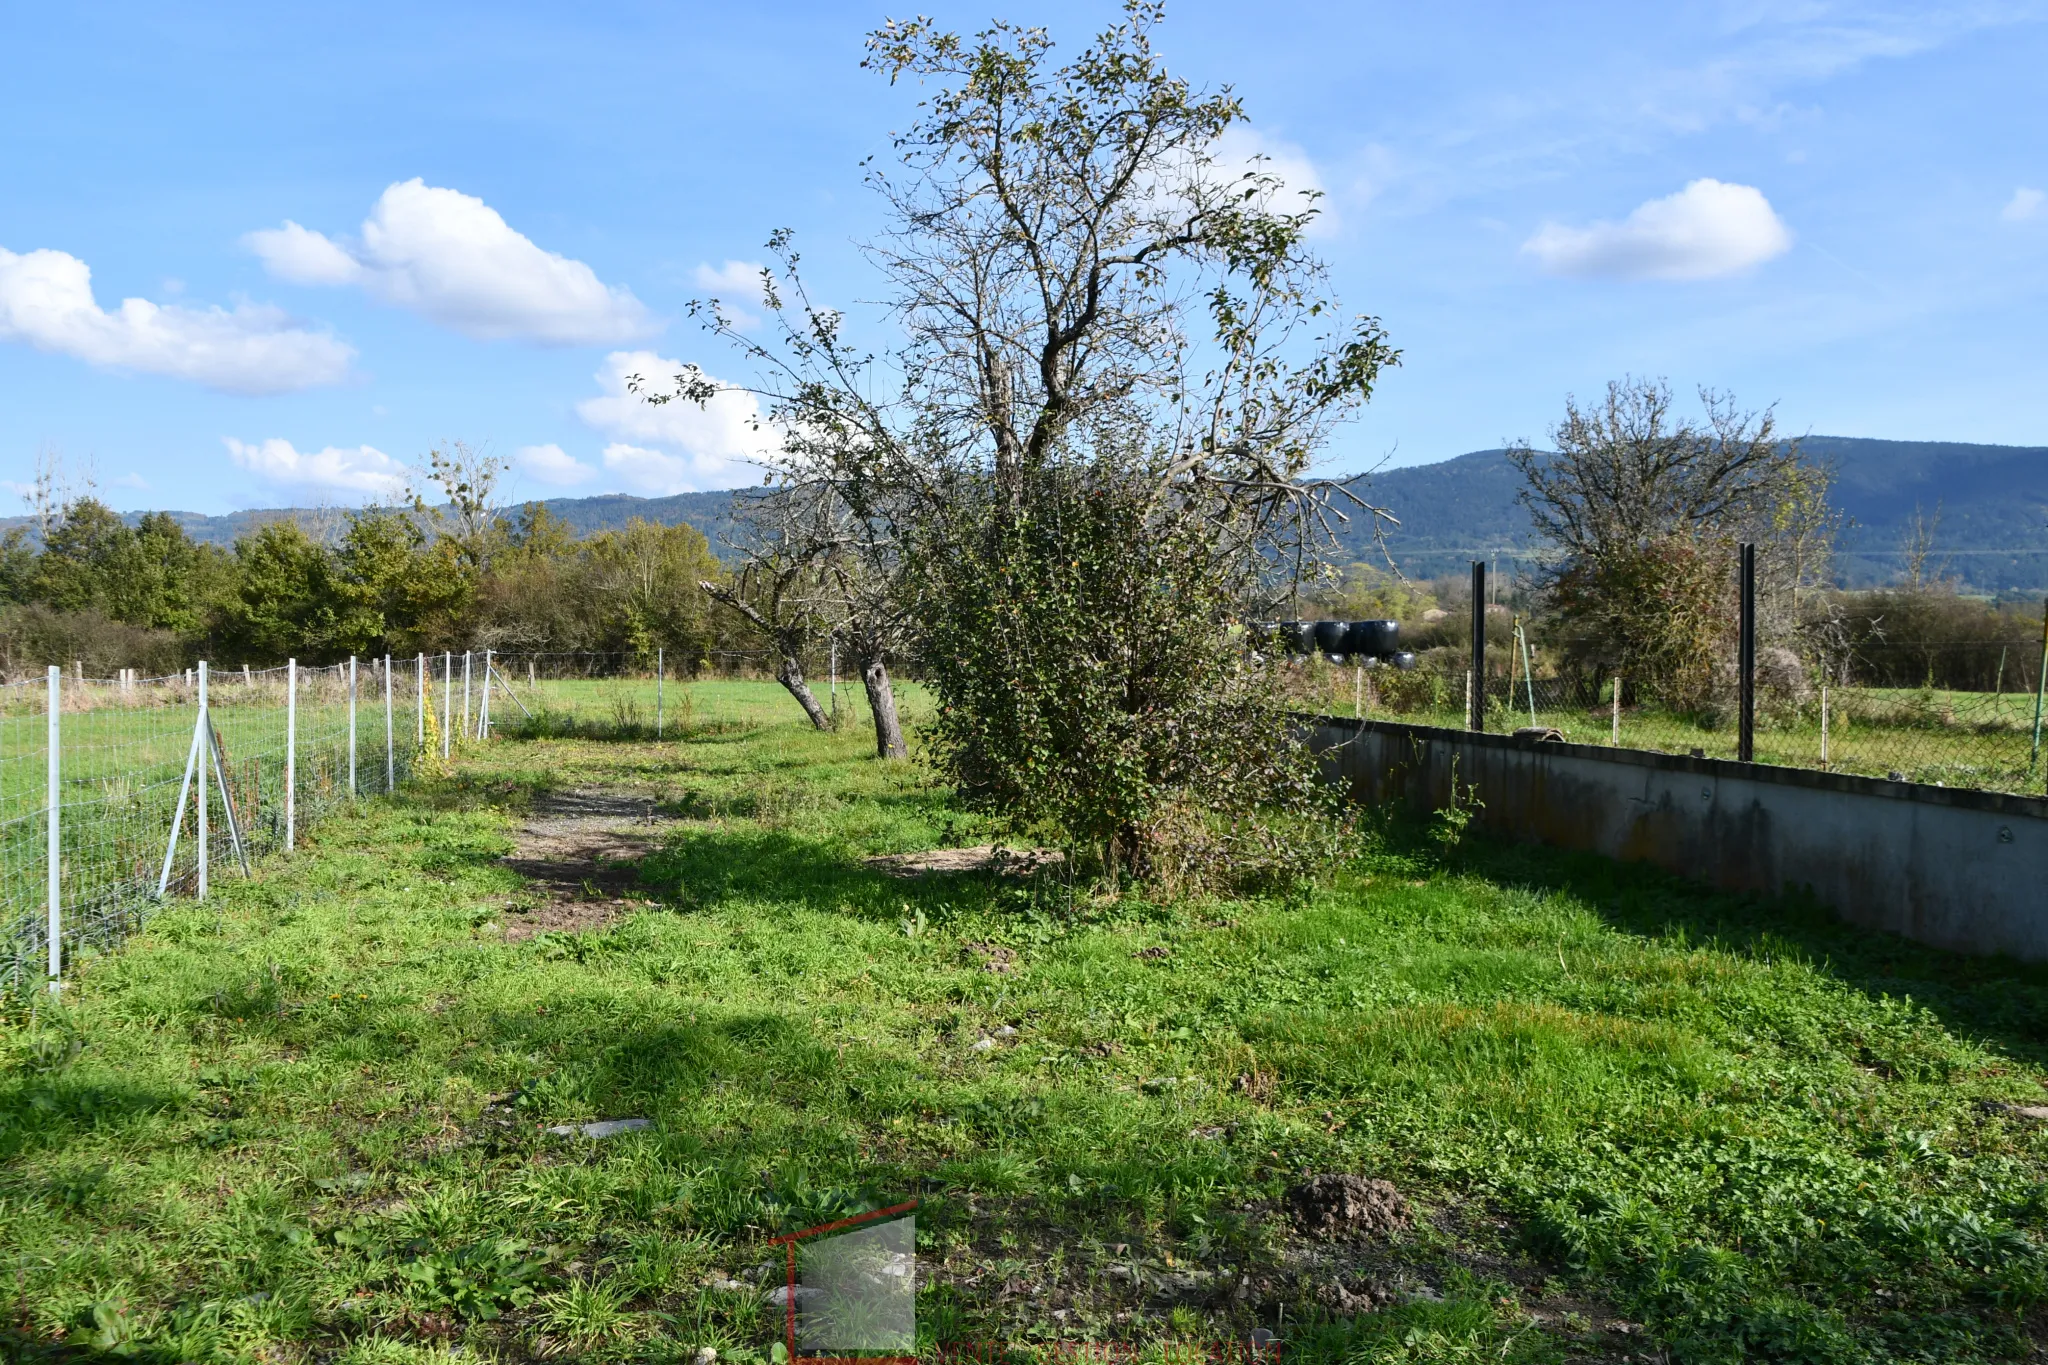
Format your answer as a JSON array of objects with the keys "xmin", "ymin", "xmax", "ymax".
[
  {"xmin": 1297, "ymin": 662, "xmax": 2048, "ymax": 793},
  {"xmin": 4, "ymin": 683, "xmax": 2048, "ymax": 1363}
]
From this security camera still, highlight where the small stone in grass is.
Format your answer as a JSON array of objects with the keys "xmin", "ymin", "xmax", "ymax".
[
  {"xmin": 545, "ymin": 1118, "xmax": 653, "ymax": 1138},
  {"xmin": 994, "ymin": 1024, "xmax": 1018, "ymax": 1037},
  {"xmin": 970, "ymin": 1037, "xmax": 997, "ymax": 1052}
]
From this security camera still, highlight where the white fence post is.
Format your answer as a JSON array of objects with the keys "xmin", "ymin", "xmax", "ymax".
[
  {"xmin": 384, "ymin": 654, "xmax": 395, "ymax": 789},
  {"xmin": 442, "ymin": 651, "xmax": 452, "ymax": 759},
  {"xmin": 416, "ymin": 652, "xmax": 426, "ymax": 752},
  {"xmin": 481, "ymin": 649, "xmax": 493, "ymax": 739},
  {"xmin": 462, "ymin": 651, "xmax": 472, "ymax": 740},
  {"xmin": 198, "ymin": 661, "xmax": 209, "ymax": 901},
  {"xmin": 46, "ymin": 664, "xmax": 61, "ymax": 992},
  {"xmin": 657, "ymin": 648, "xmax": 664, "ymax": 739},
  {"xmin": 286, "ymin": 659, "xmax": 297, "ymax": 849},
  {"xmin": 1611, "ymin": 676, "xmax": 1621, "ymax": 746},
  {"xmin": 347, "ymin": 656, "xmax": 359, "ymax": 796}
]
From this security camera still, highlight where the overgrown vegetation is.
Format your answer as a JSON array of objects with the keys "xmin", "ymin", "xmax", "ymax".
[
  {"xmin": 3, "ymin": 692, "xmax": 2046, "ymax": 1362},
  {"xmin": 660, "ymin": 3, "xmax": 1398, "ymax": 885}
]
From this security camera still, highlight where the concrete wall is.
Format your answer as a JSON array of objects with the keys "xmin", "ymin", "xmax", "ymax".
[{"xmin": 1310, "ymin": 716, "xmax": 2048, "ymax": 961}]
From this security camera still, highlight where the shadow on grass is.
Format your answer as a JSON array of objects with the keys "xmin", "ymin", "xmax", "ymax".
[
  {"xmin": 0, "ymin": 1076, "xmax": 190, "ymax": 1161},
  {"xmin": 1411, "ymin": 815, "xmax": 2048, "ymax": 1070},
  {"xmin": 638, "ymin": 826, "xmax": 1029, "ymax": 927}
]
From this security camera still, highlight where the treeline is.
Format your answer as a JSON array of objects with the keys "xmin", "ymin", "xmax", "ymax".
[
  {"xmin": 1301, "ymin": 561, "xmax": 2048, "ymax": 693},
  {"xmin": 0, "ymin": 495, "xmax": 745, "ymax": 678}
]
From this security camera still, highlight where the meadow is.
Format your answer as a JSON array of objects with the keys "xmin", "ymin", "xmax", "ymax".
[{"xmin": 1, "ymin": 684, "xmax": 2046, "ymax": 1362}]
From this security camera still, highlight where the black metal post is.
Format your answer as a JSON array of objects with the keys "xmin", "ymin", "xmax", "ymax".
[
  {"xmin": 1738, "ymin": 542, "xmax": 1756, "ymax": 763},
  {"xmin": 1469, "ymin": 560, "xmax": 1487, "ymax": 732}
]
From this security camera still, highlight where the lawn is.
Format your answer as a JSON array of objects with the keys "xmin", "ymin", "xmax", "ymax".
[
  {"xmin": 1291, "ymin": 661, "xmax": 2048, "ymax": 794},
  {"xmin": 4, "ymin": 685, "xmax": 2048, "ymax": 1363}
]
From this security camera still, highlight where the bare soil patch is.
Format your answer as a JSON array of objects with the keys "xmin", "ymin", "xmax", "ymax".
[
  {"xmin": 863, "ymin": 844, "xmax": 1064, "ymax": 878},
  {"xmin": 1287, "ymin": 1173, "xmax": 1412, "ymax": 1239},
  {"xmin": 500, "ymin": 788, "xmax": 669, "ymax": 940}
]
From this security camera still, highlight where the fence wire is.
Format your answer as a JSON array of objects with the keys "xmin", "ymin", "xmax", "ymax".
[
  {"xmin": 1, "ymin": 658, "xmax": 426, "ymax": 996},
  {"xmin": 482, "ymin": 648, "xmax": 876, "ymax": 739},
  {"xmin": 1287, "ymin": 637, "xmax": 2048, "ymax": 795}
]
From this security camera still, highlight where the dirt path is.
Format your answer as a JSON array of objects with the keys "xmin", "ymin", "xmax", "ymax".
[{"xmin": 499, "ymin": 788, "xmax": 669, "ymax": 940}]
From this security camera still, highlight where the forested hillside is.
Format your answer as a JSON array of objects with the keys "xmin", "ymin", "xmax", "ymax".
[{"xmin": 21, "ymin": 435, "xmax": 2047, "ymax": 590}]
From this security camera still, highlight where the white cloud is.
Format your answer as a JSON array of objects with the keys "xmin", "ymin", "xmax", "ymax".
[
  {"xmin": 575, "ymin": 349, "xmax": 770, "ymax": 492},
  {"xmin": 0, "ymin": 245, "xmax": 353, "ymax": 393},
  {"xmin": 597, "ymin": 443, "xmax": 704, "ymax": 496},
  {"xmin": 2003, "ymin": 187, "xmax": 2045, "ymax": 223},
  {"xmin": 1522, "ymin": 179, "xmax": 1793, "ymax": 280},
  {"xmin": 247, "ymin": 220, "xmax": 363, "ymax": 286},
  {"xmin": 1209, "ymin": 127, "xmax": 1337, "ymax": 235},
  {"xmin": 224, "ymin": 437, "xmax": 410, "ymax": 498},
  {"xmin": 691, "ymin": 259, "xmax": 769, "ymax": 327},
  {"xmin": 516, "ymin": 442, "xmax": 597, "ymax": 487},
  {"xmin": 246, "ymin": 179, "xmax": 655, "ymax": 344}
]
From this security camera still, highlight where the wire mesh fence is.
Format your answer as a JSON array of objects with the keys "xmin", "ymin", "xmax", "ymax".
[
  {"xmin": 1287, "ymin": 638, "xmax": 2048, "ymax": 795},
  {"xmin": 0, "ymin": 657, "xmax": 427, "ymax": 996},
  {"xmin": 0, "ymin": 642, "xmax": 906, "ymax": 993},
  {"xmin": 483, "ymin": 648, "xmax": 889, "ymax": 739}
]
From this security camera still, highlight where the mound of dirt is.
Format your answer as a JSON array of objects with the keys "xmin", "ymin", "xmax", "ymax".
[{"xmin": 1287, "ymin": 1173, "xmax": 1411, "ymax": 1239}]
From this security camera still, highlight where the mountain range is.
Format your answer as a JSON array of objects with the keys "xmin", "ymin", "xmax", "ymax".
[{"xmin": 40, "ymin": 435, "xmax": 2048, "ymax": 593}]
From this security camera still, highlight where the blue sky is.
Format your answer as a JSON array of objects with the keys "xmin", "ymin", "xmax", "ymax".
[{"xmin": 2, "ymin": 1, "xmax": 2044, "ymax": 515}]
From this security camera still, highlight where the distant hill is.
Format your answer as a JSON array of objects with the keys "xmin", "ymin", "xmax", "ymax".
[
  {"xmin": 0, "ymin": 490, "xmax": 749, "ymax": 558},
  {"xmin": 27, "ymin": 435, "xmax": 2048, "ymax": 590},
  {"xmin": 1341, "ymin": 436, "xmax": 2048, "ymax": 592}
]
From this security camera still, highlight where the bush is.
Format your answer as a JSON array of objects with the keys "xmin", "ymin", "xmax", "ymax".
[{"xmin": 0, "ymin": 605, "xmax": 186, "ymax": 679}]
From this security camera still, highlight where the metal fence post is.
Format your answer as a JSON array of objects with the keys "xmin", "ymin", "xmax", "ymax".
[
  {"xmin": 384, "ymin": 653, "xmax": 394, "ymax": 789},
  {"xmin": 198, "ymin": 661, "xmax": 209, "ymax": 901},
  {"xmin": 1820, "ymin": 683, "xmax": 1830, "ymax": 771},
  {"xmin": 462, "ymin": 651, "xmax": 472, "ymax": 739},
  {"xmin": 481, "ymin": 649, "xmax": 493, "ymax": 739},
  {"xmin": 442, "ymin": 651, "xmax": 452, "ymax": 759},
  {"xmin": 1469, "ymin": 560, "xmax": 1487, "ymax": 732},
  {"xmin": 348, "ymin": 655, "xmax": 359, "ymax": 796},
  {"xmin": 1611, "ymin": 676, "xmax": 1621, "ymax": 746},
  {"xmin": 2030, "ymin": 597, "xmax": 2048, "ymax": 778},
  {"xmin": 286, "ymin": 658, "xmax": 297, "ymax": 850},
  {"xmin": 416, "ymin": 652, "xmax": 425, "ymax": 751},
  {"xmin": 657, "ymin": 647, "xmax": 664, "ymax": 739},
  {"xmin": 1738, "ymin": 542, "xmax": 1756, "ymax": 764},
  {"xmin": 46, "ymin": 664, "xmax": 60, "ymax": 992}
]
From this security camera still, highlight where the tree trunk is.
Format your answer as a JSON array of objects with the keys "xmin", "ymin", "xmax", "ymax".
[
  {"xmin": 777, "ymin": 655, "xmax": 830, "ymax": 730},
  {"xmin": 862, "ymin": 655, "xmax": 907, "ymax": 759}
]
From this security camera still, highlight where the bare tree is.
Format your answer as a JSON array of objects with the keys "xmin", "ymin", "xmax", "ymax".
[
  {"xmin": 698, "ymin": 494, "xmax": 832, "ymax": 730},
  {"xmin": 639, "ymin": 4, "xmax": 1398, "ymax": 879},
  {"xmin": 413, "ymin": 440, "xmax": 508, "ymax": 574},
  {"xmin": 1899, "ymin": 500, "xmax": 1948, "ymax": 592},
  {"xmin": 1510, "ymin": 376, "xmax": 1836, "ymax": 704}
]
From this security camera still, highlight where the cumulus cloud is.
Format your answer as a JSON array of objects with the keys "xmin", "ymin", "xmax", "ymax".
[
  {"xmin": 1208, "ymin": 127, "xmax": 1337, "ymax": 234},
  {"xmin": 224, "ymin": 437, "xmax": 410, "ymax": 498},
  {"xmin": 575, "ymin": 350, "xmax": 770, "ymax": 493},
  {"xmin": 0, "ymin": 245, "xmax": 353, "ymax": 393},
  {"xmin": 517, "ymin": 442, "xmax": 597, "ymax": 487},
  {"xmin": 691, "ymin": 259, "xmax": 770, "ymax": 327},
  {"xmin": 246, "ymin": 179, "xmax": 655, "ymax": 344},
  {"xmin": 1522, "ymin": 179, "xmax": 1793, "ymax": 280},
  {"xmin": 2003, "ymin": 187, "xmax": 2045, "ymax": 223}
]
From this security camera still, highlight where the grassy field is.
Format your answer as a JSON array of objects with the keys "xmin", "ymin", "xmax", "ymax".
[
  {"xmin": 4, "ymin": 684, "xmax": 2048, "ymax": 1363},
  {"xmin": 1293, "ymin": 662, "xmax": 2048, "ymax": 793}
]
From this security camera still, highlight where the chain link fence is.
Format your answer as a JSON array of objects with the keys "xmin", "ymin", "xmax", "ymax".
[{"xmin": 0, "ymin": 658, "xmax": 426, "ymax": 996}]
